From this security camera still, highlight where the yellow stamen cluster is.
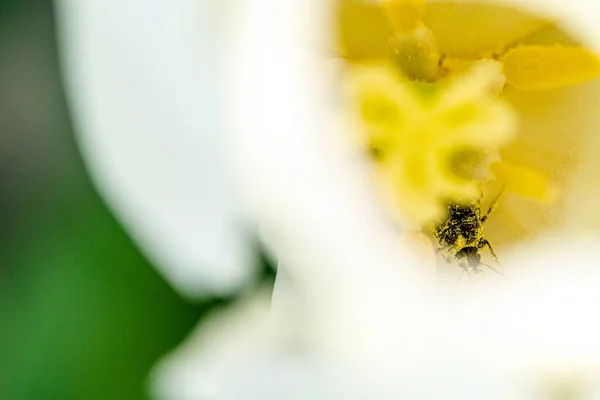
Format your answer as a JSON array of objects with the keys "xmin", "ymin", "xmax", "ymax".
[{"xmin": 349, "ymin": 60, "xmax": 516, "ymax": 226}]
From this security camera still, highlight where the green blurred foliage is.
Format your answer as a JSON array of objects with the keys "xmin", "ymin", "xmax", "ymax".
[{"xmin": 0, "ymin": 1, "xmax": 248, "ymax": 398}]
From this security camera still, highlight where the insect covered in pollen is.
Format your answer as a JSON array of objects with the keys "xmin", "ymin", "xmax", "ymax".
[{"xmin": 432, "ymin": 190, "xmax": 506, "ymax": 277}]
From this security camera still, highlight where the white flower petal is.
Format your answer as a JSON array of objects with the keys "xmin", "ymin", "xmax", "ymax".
[
  {"xmin": 150, "ymin": 290, "xmax": 347, "ymax": 400},
  {"xmin": 151, "ymin": 235, "xmax": 600, "ymax": 399},
  {"xmin": 54, "ymin": 0, "xmax": 255, "ymax": 297},
  {"xmin": 226, "ymin": 0, "xmax": 429, "ymax": 295}
]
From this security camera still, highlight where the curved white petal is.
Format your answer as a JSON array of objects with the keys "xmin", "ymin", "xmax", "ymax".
[
  {"xmin": 150, "ymin": 290, "xmax": 345, "ymax": 400},
  {"xmin": 226, "ymin": 0, "xmax": 429, "ymax": 296},
  {"xmin": 150, "ymin": 235, "xmax": 600, "ymax": 399},
  {"xmin": 54, "ymin": 0, "xmax": 255, "ymax": 297}
]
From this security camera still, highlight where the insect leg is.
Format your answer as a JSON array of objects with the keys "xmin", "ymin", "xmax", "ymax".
[
  {"xmin": 466, "ymin": 268, "xmax": 473, "ymax": 283},
  {"xmin": 480, "ymin": 262, "xmax": 511, "ymax": 280},
  {"xmin": 481, "ymin": 239, "xmax": 499, "ymax": 263},
  {"xmin": 481, "ymin": 187, "xmax": 506, "ymax": 223}
]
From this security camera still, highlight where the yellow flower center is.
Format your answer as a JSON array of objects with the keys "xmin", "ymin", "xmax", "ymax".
[{"xmin": 337, "ymin": 0, "xmax": 600, "ymax": 235}]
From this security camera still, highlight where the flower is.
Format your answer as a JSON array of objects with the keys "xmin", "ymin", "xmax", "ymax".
[
  {"xmin": 55, "ymin": 0, "xmax": 600, "ymax": 399},
  {"xmin": 153, "ymin": 0, "xmax": 600, "ymax": 397},
  {"xmin": 145, "ymin": 0, "xmax": 600, "ymax": 398}
]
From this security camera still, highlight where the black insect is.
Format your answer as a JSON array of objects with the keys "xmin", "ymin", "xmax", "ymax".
[{"xmin": 433, "ymin": 191, "xmax": 505, "ymax": 277}]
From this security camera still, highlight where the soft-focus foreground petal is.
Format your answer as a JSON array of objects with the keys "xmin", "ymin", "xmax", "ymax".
[
  {"xmin": 152, "ymin": 235, "xmax": 600, "ymax": 399},
  {"xmin": 54, "ymin": 0, "xmax": 256, "ymax": 298},
  {"xmin": 224, "ymin": 0, "xmax": 430, "ymax": 294},
  {"xmin": 226, "ymin": 0, "xmax": 440, "ymax": 380}
]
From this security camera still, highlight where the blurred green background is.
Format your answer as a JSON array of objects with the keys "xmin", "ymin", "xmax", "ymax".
[{"xmin": 0, "ymin": 1, "xmax": 272, "ymax": 398}]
